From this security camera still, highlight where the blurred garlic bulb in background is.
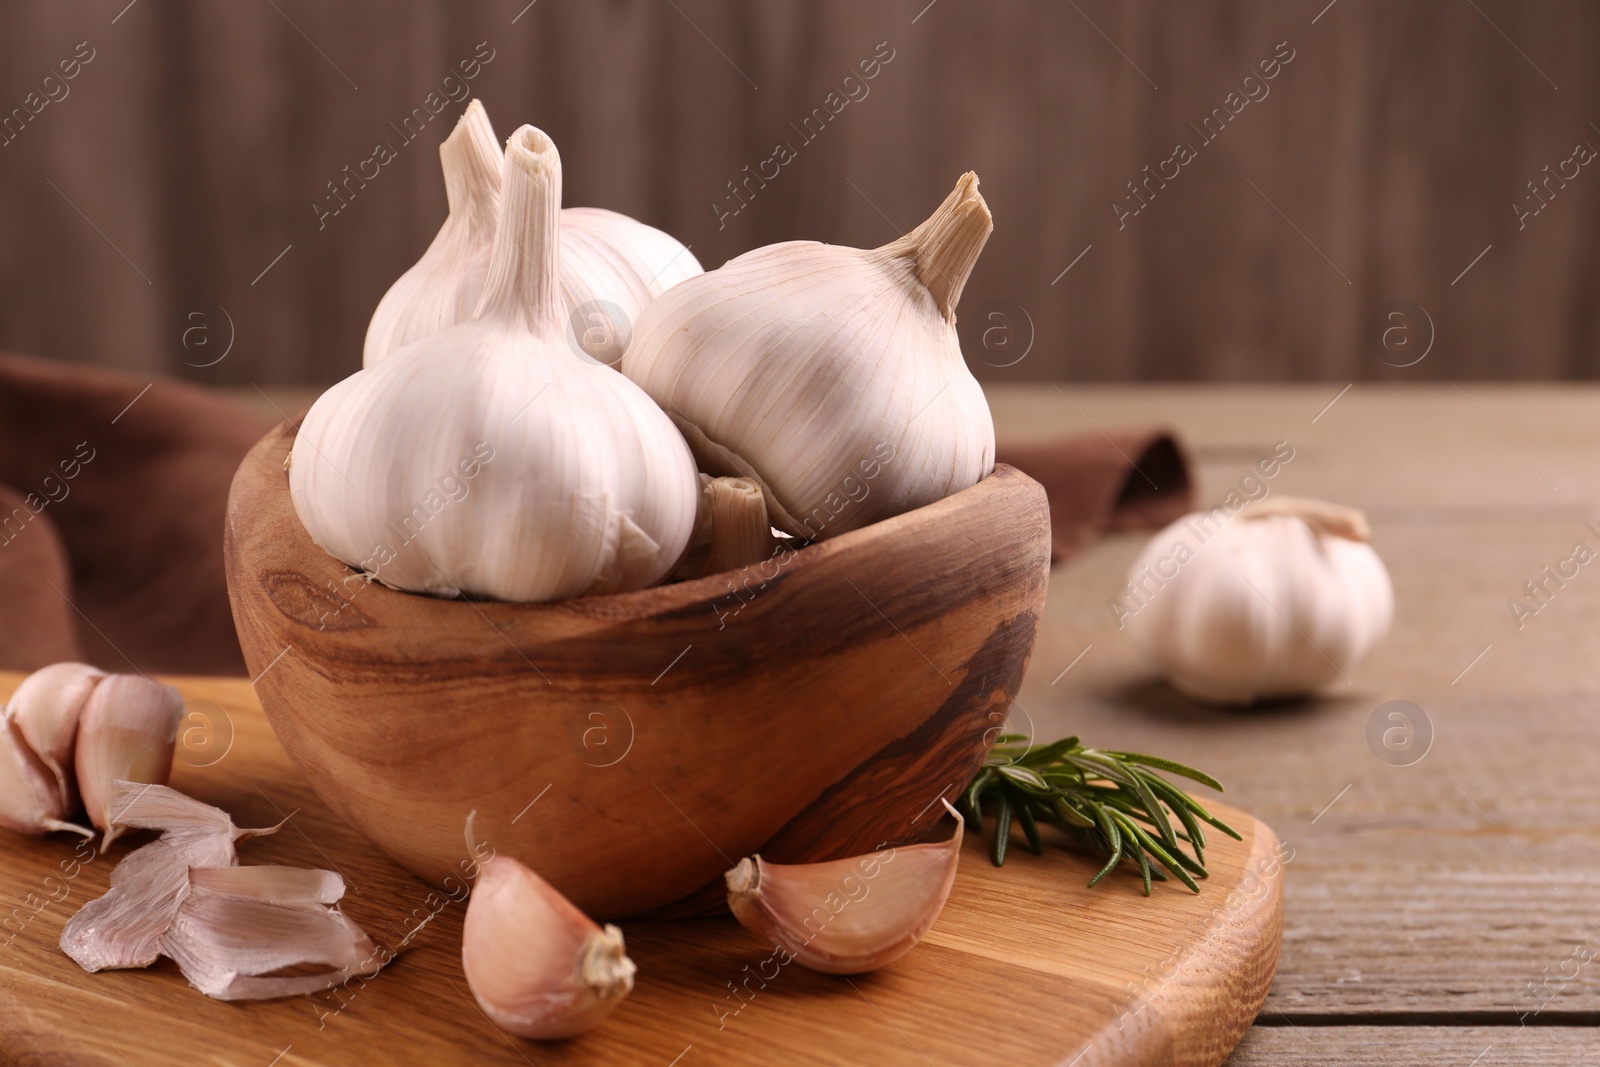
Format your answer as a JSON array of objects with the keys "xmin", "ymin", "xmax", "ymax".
[
  {"xmin": 622, "ymin": 173, "xmax": 996, "ymax": 540},
  {"xmin": 1122, "ymin": 497, "xmax": 1393, "ymax": 704},
  {"xmin": 364, "ymin": 101, "xmax": 701, "ymax": 368},
  {"xmin": 292, "ymin": 125, "xmax": 700, "ymax": 602}
]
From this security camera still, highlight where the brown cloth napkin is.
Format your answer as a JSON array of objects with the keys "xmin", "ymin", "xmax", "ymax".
[
  {"xmin": 0, "ymin": 352, "xmax": 272, "ymax": 675},
  {"xmin": 996, "ymin": 430, "xmax": 1193, "ymax": 562}
]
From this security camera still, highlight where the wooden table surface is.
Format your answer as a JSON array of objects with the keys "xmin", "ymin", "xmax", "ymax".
[{"xmin": 978, "ymin": 382, "xmax": 1600, "ymax": 1065}]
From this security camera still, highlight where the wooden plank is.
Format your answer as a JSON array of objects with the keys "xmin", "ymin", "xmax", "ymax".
[
  {"xmin": 1227, "ymin": 1027, "xmax": 1600, "ymax": 1066},
  {"xmin": 5, "ymin": 3, "xmax": 1600, "ymax": 384},
  {"xmin": 983, "ymin": 385, "xmax": 1600, "ymax": 1020},
  {"xmin": 0, "ymin": 673, "xmax": 1282, "ymax": 1067}
]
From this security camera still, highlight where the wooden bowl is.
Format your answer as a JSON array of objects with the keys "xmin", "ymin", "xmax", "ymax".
[{"xmin": 224, "ymin": 422, "xmax": 1051, "ymax": 918}]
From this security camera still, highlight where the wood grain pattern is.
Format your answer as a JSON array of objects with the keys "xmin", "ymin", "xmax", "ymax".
[
  {"xmin": 0, "ymin": 673, "xmax": 1282, "ymax": 1067},
  {"xmin": 224, "ymin": 421, "xmax": 1052, "ymax": 919},
  {"xmin": 977, "ymin": 384, "xmax": 1600, "ymax": 1041},
  {"xmin": 2, "ymin": 2, "xmax": 1598, "ymax": 384}
]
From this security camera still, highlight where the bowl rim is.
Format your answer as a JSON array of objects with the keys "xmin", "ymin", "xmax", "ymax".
[{"xmin": 232, "ymin": 420, "xmax": 1041, "ymax": 626}]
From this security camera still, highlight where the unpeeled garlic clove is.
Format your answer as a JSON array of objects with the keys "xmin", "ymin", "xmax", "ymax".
[
  {"xmin": 0, "ymin": 717, "xmax": 92, "ymax": 837},
  {"xmin": 73, "ymin": 676, "xmax": 183, "ymax": 847},
  {"xmin": 6, "ymin": 661, "xmax": 105, "ymax": 810},
  {"xmin": 462, "ymin": 851, "xmax": 636, "ymax": 1038},
  {"xmin": 725, "ymin": 800, "xmax": 963, "ymax": 974}
]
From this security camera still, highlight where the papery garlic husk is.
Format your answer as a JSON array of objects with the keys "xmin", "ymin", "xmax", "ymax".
[
  {"xmin": 74, "ymin": 677, "xmax": 184, "ymax": 846},
  {"xmin": 293, "ymin": 125, "xmax": 701, "ymax": 602},
  {"xmin": 725, "ymin": 800, "xmax": 963, "ymax": 974},
  {"xmin": 162, "ymin": 865, "xmax": 382, "ymax": 1001},
  {"xmin": 6, "ymin": 661, "xmax": 104, "ymax": 810},
  {"xmin": 1122, "ymin": 496, "xmax": 1394, "ymax": 705},
  {"xmin": 623, "ymin": 173, "xmax": 996, "ymax": 540},
  {"xmin": 62, "ymin": 781, "xmax": 281, "ymax": 972},
  {"xmin": 364, "ymin": 101, "xmax": 702, "ymax": 368},
  {"xmin": 462, "ymin": 853, "xmax": 636, "ymax": 1039},
  {"xmin": 363, "ymin": 100, "xmax": 502, "ymax": 367},
  {"xmin": 0, "ymin": 716, "xmax": 91, "ymax": 837}
]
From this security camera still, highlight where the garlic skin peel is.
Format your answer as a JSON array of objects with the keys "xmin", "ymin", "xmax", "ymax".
[
  {"xmin": 725, "ymin": 800, "xmax": 963, "ymax": 974},
  {"xmin": 364, "ymin": 102, "xmax": 701, "ymax": 368},
  {"xmin": 1123, "ymin": 496, "xmax": 1394, "ymax": 705},
  {"xmin": 363, "ymin": 100, "xmax": 502, "ymax": 367},
  {"xmin": 622, "ymin": 173, "xmax": 996, "ymax": 540},
  {"xmin": 292, "ymin": 125, "xmax": 700, "ymax": 601},
  {"xmin": 462, "ymin": 853, "xmax": 636, "ymax": 1039}
]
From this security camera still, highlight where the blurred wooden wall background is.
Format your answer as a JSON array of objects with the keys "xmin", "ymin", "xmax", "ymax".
[{"xmin": 0, "ymin": 0, "xmax": 1596, "ymax": 384}]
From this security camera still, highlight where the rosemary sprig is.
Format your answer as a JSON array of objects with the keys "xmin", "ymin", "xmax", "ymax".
[{"xmin": 958, "ymin": 734, "xmax": 1241, "ymax": 895}]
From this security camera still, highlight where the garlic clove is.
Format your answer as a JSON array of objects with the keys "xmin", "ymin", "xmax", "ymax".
[
  {"xmin": 0, "ymin": 717, "xmax": 92, "ymax": 837},
  {"xmin": 6, "ymin": 661, "xmax": 105, "ymax": 810},
  {"xmin": 73, "ymin": 676, "xmax": 183, "ymax": 846},
  {"xmin": 725, "ymin": 800, "xmax": 964, "ymax": 974},
  {"xmin": 162, "ymin": 865, "xmax": 381, "ymax": 1001},
  {"xmin": 364, "ymin": 99, "xmax": 503, "ymax": 367},
  {"xmin": 622, "ymin": 173, "xmax": 996, "ymax": 540},
  {"xmin": 462, "ymin": 853, "xmax": 636, "ymax": 1039}
]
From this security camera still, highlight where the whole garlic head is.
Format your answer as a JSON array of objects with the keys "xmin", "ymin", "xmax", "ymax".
[
  {"xmin": 363, "ymin": 101, "xmax": 701, "ymax": 368},
  {"xmin": 622, "ymin": 173, "xmax": 996, "ymax": 540},
  {"xmin": 1122, "ymin": 497, "xmax": 1393, "ymax": 704},
  {"xmin": 291, "ymin": 125, "xmax": 701, "ymax": 602}
]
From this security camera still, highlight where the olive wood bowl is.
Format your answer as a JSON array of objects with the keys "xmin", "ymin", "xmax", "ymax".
[{"xmin": 224, "ymin": 421, "xmax": 1051, "ymax": 918}]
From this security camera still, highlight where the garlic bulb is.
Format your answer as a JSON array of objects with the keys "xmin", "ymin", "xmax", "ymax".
[
  {"xmin": 622, "ymin": 173, "xmax": 996, "ymax": 540},
  {"xmin": 364, "ymin": 102, "xmax": 702, "ymax": 368},
  {"xmin": 1121, "ymin": 496, "xmax": 1393, "ymax": 704},
  {"xmin": 363, "ymin": 101, "xmax": 502, "ymax": 367},
  {"xmin": 462, "ymin": 852, "xmax": 636, "ymax": 1038},
  {"xmin": 291, "ymin": 125, "xmax": 701, "ymax": 602},
  {"xmin": 725, "ymin": 800, "xmax": 963, "ymax": 974},
  {"xmin": 74, "ymin": 675, "xmax": 183, "ymax": 845}
]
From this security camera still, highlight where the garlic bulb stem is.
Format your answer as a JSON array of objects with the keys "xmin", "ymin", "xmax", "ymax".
[
  {"xmin": 440, "ymin": 99, "xmax": 501, "ymax": 232},
  {"xmin": 703, "ymin": 477, "xmax": 775, "ymax": 575},
  {"xmin": 1240, "ymin": 495, "xmax": 1371, "ymax": 541},
  {"xmin": 475, "ymin": 127, "xmax": 562, "ymax": 334},
  {"xmin": 878, "ymin": 171, "xmax": 992, "ymax": 321}
]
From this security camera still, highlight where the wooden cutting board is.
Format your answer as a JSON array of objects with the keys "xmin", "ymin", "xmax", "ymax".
[{"xmin": 0, "ymin": 674, "xmax": 1282, "ymax": 1067}]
